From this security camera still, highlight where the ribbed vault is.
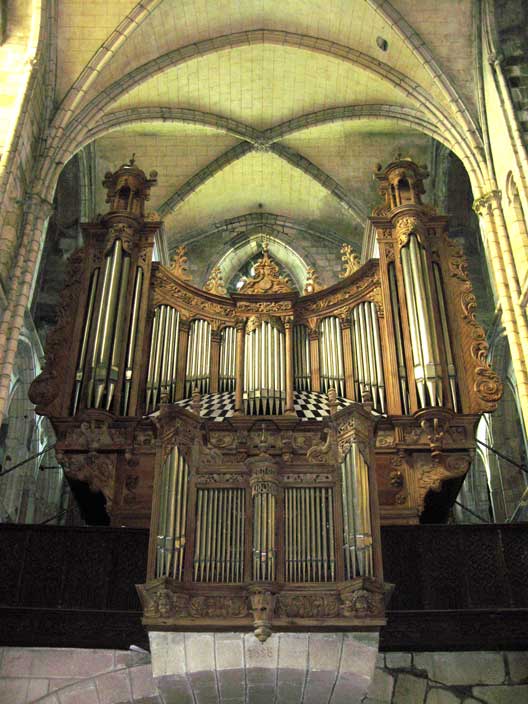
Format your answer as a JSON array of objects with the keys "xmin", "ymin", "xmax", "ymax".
[{"xmin": 40, "ymin": 0, "xmax": 485, "ymax": 288}]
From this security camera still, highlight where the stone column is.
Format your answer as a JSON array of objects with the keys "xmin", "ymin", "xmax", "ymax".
[
  {"xmin": 474, "ymin": 193, "xmax": 528, "ymax": 433},
  {"xmin": 0, "ymin": 196, "xmax": 53, "ymax": 421},
  {"xmin": 234, "ymin": 319, "xmax": 245, "ymax": 414}
]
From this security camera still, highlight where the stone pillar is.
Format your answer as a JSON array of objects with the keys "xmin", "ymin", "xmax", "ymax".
[
  {"xmin": 474, "ymin": 193, "xmax": 528, "ymax": 433},
  {"xmin": 0, "ymin": 196, "xmax": 53, "ymax": 421},
  {"xmin": 234, "ymin": 319, "xmax": 245, "ymax": 414}
]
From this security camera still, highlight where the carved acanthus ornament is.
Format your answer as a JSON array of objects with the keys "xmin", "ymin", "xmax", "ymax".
[
  {"xmin": 445, "ymin": 236, "xmax": 502, "ymax": 408},
  {"xmin": 238, "ymin": 244, "xmax": 293, "ymax": 294},
  {"xmin": 340, "ymin": 243, "xmax": 361, "ymax": 278},
  {"xmin": 169, "ymin": 245, "xmax": 192, "ymax": 281},
  {"xmin": 204, "ymin": 266, "xmax": 227, "ymax": 295},
  {"xmin": 395, "ymin": 215, "xmax": 421, "ymax": 248},
  {"xmin": 303, "ymin": 266, "xmax": 322, "ymax": 294}
]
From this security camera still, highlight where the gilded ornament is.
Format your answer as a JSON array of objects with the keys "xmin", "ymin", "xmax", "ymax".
[
  {"xmin": 169, "ymin": 245, "xmax": 192, "ymax": 281},
  {"xmin": 204, "ymin": 266, "xmax": 227, "ymax": 296},
  {"xmin": 238, "ymin": 244, "xmax": 293, "ymax": 294},
  {"xmin": 303, "ymin": 266, "xmax": 322, "ymax": 294},
  {"xmin": 339, "ymin": 243, "xmax": 361, "ymax": 278}
]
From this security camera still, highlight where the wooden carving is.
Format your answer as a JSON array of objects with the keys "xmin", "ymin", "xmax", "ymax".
[
  {"xmin": 169, "ymin": 245, "xmax": 192, "ymax": 281},
  {"xmin": 238, "ymin": 244, "xmax": 293, "ymax": 294},
  {"xmin": 340, "ymin": 243, "xmax": 361, "ymax": 278},
  {"xmin": 204, "ymin": 266, "xmax": 227, "ymax": 296}
]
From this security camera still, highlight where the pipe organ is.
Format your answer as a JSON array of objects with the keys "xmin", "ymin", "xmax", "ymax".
[{"xmin": 30, "ymin": 157, "xmax": 502, "ymax": 643}]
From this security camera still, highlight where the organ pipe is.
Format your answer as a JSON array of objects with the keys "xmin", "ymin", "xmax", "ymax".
[
  {"xmin": 351, "ymin": 302, "xmax": 386, "ymax": 413},
  {"xmin": 252, "ymin": 489, "xmax": 276, "ymax": 581},
  {"xmin": 87, "ymin": 239, "xmax": 132, "ymax": 411},
  {"xmin": 156, "ymin": 445, "xmax": 188, "ymax": 581},
  {"xmin": 185, "ymin": 319, "xmax": 211, "ymax": 396},
  {"xmin": 284, "ymin": 487, "xmax": 335, "ymax": 582},
  {"xmin": 219, "ymin": 326, "xmax": 236, "ymax": 391},
  {"xmin": 319, "ymin": 317, "xmax": 345, "ymax": 396},
  {"xmin": 293, "ymin": 324, "xmax": 311, "ymax": 391},
  {"xmin": 341, "ymin": 445, "xmax": 373, "ymax": 579},
  {"xmin": 433, "ymin": 263, "xmax": 459, "ymax": 411},
  {"xmin": 388, "ymin": 263, "xmax": 409, "ymax": 413},
  {"xmin": 401, "ymin": 234, "xmax": 443, "ymax": 407},
  {"xmin": 145, "ymin": 305, "xmax": 180, "ymax": 413},
  {"xmin": 122, "ymin": 267, "xmax": 143, "ymax": 414},
  {"xmin": 193, "ymin": 488, "xmax": 245, "ymax": 582},
  {"xmin": 244, "ymin": 317, "xmax": 285, "ymax": 414},
  {"xmin": 72, "ymin": 268, "xmax": 99, "ymax": 414}
]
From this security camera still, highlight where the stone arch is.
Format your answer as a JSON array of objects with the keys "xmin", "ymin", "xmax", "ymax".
[{"xmin": 215, "ymin": 233, "xmax": 309, "ymax": 293}]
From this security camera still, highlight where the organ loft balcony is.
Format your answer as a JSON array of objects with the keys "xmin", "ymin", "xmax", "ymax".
[{"xmin": 27, "ymin": 157, "xmax": 503, "ymax": 700}]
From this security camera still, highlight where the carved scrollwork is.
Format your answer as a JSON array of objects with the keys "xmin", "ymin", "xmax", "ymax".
[
  {"xmin": 189, "ymin": 595, "xmax": 248, "ymax": 618},
  {"xmin": 277, "ymin": 593, "xmax": 340, "ymax": 618},
  {"xmin": 307, "ymin": 428, "xmax": 338, "ymax": 464},
  {"xmin": 197, "ymin": 473, "xmax": 243, "ymax": 484},
  {"xmin": 29, "ymin": 247, "xmax": 86, "ymax": 410},
  {"xmin": 340, "ymin": 583, "xmax": 384, "ymax": 618},
  {"xmin": 56, "ymin": 451, "xmax": 116, "ymax": 510},
  {"xmin": 445, "ymin": 237, "xmax": 502, "ymax": 408},
  {"xmin": 204, "ymin": 266, "xmax": 227, "ymax": 295},
  {"xmin": 282, "ymin": 473, "xmax": 333, "ymax": 483},
  {"xmin": 339, "ymin": 243, "xmax": 361, "ymax": 278},
  {"xmin": 395, "ymin": 215, "xmax": 421, "ymax": 247}
]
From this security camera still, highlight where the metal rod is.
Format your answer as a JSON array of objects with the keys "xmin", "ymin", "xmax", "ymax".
[{"xmin": 73, "ymin": 268, "xmax": 99, "ymax": 414}]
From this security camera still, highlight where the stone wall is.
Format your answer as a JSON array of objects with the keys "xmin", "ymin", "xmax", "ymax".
[
  {"xmin": 1, "ymin": 646, "xmax": 527, "ymax": 704},
  {"xmin": 366, "ymin": 651, "xmax": 528, "ymax": 704}
]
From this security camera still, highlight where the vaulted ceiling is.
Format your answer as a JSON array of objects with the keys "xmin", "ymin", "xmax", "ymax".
[{"xmin": 51, "ymin": 0, "xmax": 479, "ymax": 275}]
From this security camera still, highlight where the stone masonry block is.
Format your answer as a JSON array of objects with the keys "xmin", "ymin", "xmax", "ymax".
[
  {"xmin": 94, "ymin": 669, "xmax": 132, "ymax": 704},
  {"xmin": 414, "ymin": 652, "xmax": 505, "ymax": 686},
  {"xmin": 57, "ymin": 679, "xmax": 100, "ymax": 704},
  {"xmin": 472, "ymin": 685, "xmax": 528, "ymax": 703},
  {"xmin": 426, "ymin": 688, "xmax": 461, "ymax": 704},
  {"xmin": 385, "ymin": 652, "xmax": 412, "ymax": 669},
  {"xmin": 393, "ymin": 673, "xmax": 427, "ymax": 704},
  {"xmin": 308, "ymin": 634, "xmax": 342, "ymax": 672},
  {"xmin": 214, "ymin": 634, "xmax": 244, "ymax": 671},
  {"xmin": 31, "ymin": 649, "xmax": 115, "ymax": 679},
  {"xmin": 185, "ymin": 634, "xmax": 215, "ymax": 673},
  {"xmin": 506, "ymin": 652, "xmax": 528, "ymax": 682},
  {"xmin": 129, "ymin": 663, "xmax": 158, "ymax": 699},
  {"xmin": 243, "ymin": 632, "xmax": 279, "ymax": 671},
  {"xmin": 367, "ymin": 667, "xmax": 394, "ymax": 703}
]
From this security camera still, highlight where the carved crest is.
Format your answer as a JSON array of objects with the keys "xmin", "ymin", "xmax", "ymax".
[
  {"xmin": 238, "ymin": 244, "xmax": 293, "ymax": 294},
  {"xmin": 303, "ymin": 266, "xmax": 322, "ymax": 294}
]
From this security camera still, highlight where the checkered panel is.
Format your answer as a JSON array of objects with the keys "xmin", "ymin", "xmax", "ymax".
[{"xmin": 175, "ymin": 391, "xmax": 351, "ymax": 422}]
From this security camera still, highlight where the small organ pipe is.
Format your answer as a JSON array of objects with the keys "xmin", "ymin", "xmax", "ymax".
[
  {"xmin": 350, "ymin": 302, "xmax": 386, "ymax": 413},
  {"xmin": 156, "ymin": 446, "xmax": 188, "ymax": 581},
  {"xmin": 319, "ymin": 317, "xmax": 345, "ymax": 396},
  {"xmin": 340, "ymin": 446, "xmax": 373, "ymax": 579},
  {"xmin": 185, "ymin": 319, "xmax": 211, "ymax": 396},
  {"xmin": 145, "ymin": 306, "xmax": 180, "ymax": 413}
]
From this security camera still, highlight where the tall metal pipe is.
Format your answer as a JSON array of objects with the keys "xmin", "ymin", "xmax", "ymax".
[{"xmin": 73, "ymin": 268, "xmax": 99, "ymax": 414}]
